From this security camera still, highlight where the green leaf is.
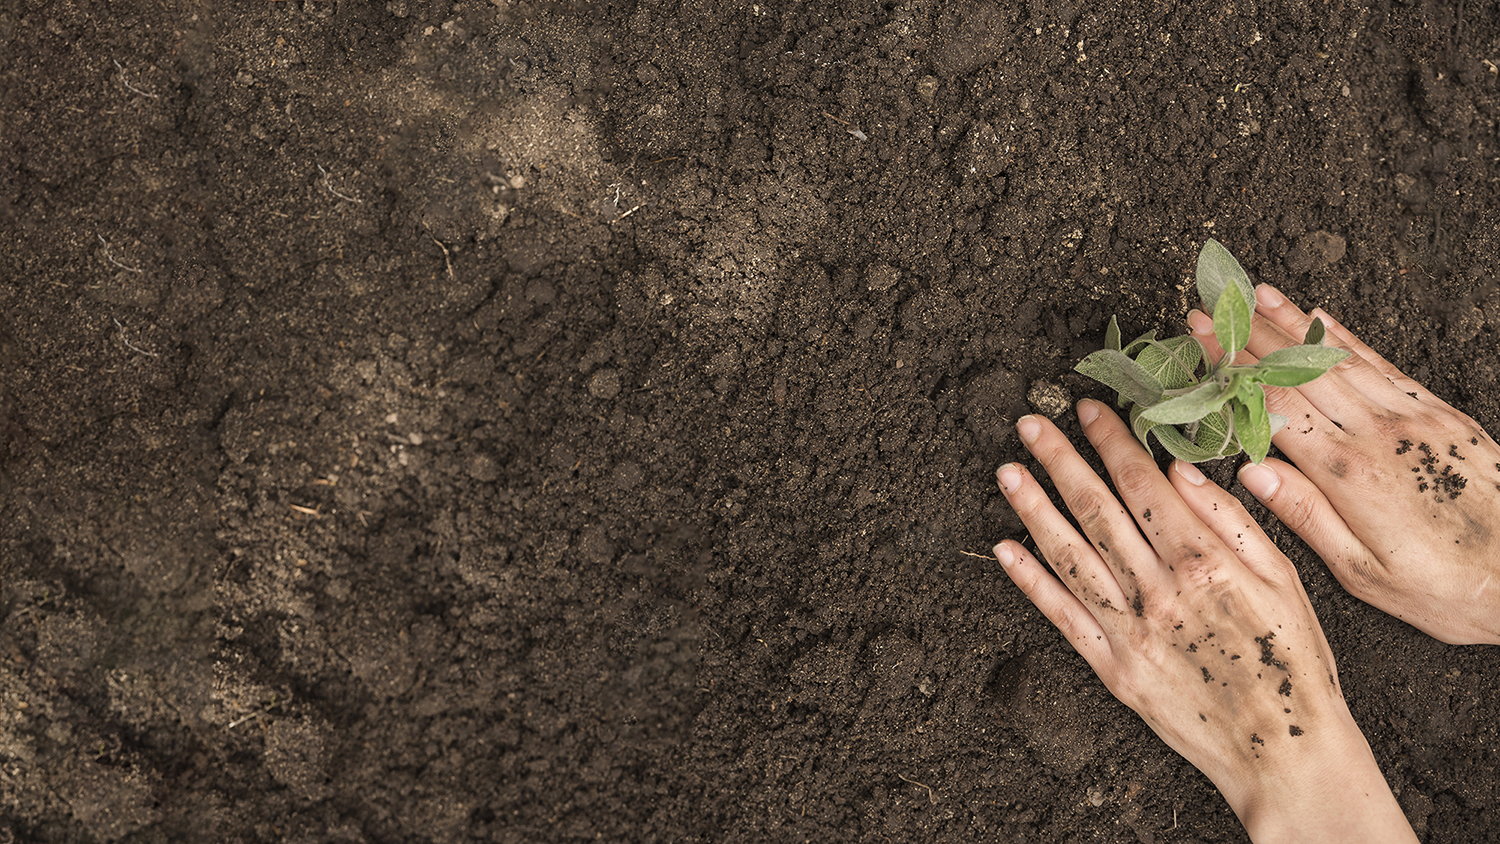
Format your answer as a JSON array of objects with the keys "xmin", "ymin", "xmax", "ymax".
[
  {"xmin": 1122, "ymin": 329, "xmax": 1160, "ymax": 356},
  {"xmin": 1153, "ymin": 425, "xmax": 1231, "ymax": 463},
  {"xmin": 1136, "ymin": 335, "xmax": 1203, "ymax": 391},
  {"xmin": 1303, "ymin": 317, "xmax": 1326, "ymax": 346},
  {"xmin": 1075, "ymin": 349, "xmax": 1165, "ymax": 408},
  {"xmin": 1268, "ymin": 411, "xmax": 1289, "ymax": 436},
  {"xmin": 1196, "ymin": 239, "xmax": 1256, "ymax": 314},
  {"xmin": 1106, "ymin": 315, "xmax": 1122, "ymax": 352},
  {"xmin": 1129, "ymin": 404, "xmax": 1158, "ymax": 455},
  {"xmin": 1141, "ymin": 380, "xmax": 1232, "ymax": 425},
  {"xmin": 1194, "ymin": 406, "xmax": 1231, "ymax": 453},
  {"xmin": 1236, "ymin": 385, "xmax": 1272, "ymax": 464},
  {"xmin": 1253, "ymin": 345, "xmax": 1351, "ymax": 386},
  {"xmin": 1212, "ymin": 278, "xmax": 1253, "ymax": 356}
]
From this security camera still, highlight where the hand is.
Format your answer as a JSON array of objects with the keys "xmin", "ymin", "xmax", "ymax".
[
  {"xmin": 1188, "ymin": 285, "xmax": 1500, "ymax": 645},
  {"xmin": 993, "ymin": 402, "xmax": 1415, "ymax": 843}
]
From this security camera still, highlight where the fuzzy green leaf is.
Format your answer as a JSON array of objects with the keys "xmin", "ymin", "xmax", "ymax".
[
  {"xmin": 1196, "ymin": 239, "xmax": 1256, "ymax": 314},
  {"xmin": 1122, "ymin": 329, "xmax": 1160, "ymax": 356},
  {"xmin": 1194, "ymin": 406, "xmax": 1231, "ymax": 454},
  {"xmin": 1303, "ymin": 317, "xmax": 1326, "ymax": 346},
  {"xmin": 1141, "ymin": 380, "xmax": 1232, "ymax": 425},
  {"xmin": 1254, "ymin": 345, "xmax": 1351, "ymax": 387},
  {"xmin": 1106, "ymin": 315, "xmax": 1122, "ymax": 352},
  {"xmin": 1075, "ymin": 349, "xmax": 1166, "ymax": 408},
  {"xmin": 1236, "ymin": 385, "xmax": 1272, "ymax": 464},
  {"xmin": 1129, "ymin": 404, "xmax": 1159, "ymax": 455},
  {"xmin": 1136, "ymin": 336, "xmax": 1203, "ymax": 391},
  {"xmin": 1212, "ymin": 279, "xmax": 1253, "ymax": 356},
  {"xmin": 1268, "ymin": 411, "xmax": 1289, "ymax": 436},
  {"xmin": 1153, "ymin": 425, "xmax": 1232, "ymax": 463}
]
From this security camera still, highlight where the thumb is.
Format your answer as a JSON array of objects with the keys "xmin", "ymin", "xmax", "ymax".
[{"xmin": 1237, "ymin": 457, "xmax": 1380, "ymax": 596}]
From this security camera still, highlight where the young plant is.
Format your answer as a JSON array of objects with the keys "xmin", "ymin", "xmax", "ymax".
[{"xmin": 1074, "ymin": 239, "xmax": 1349, "ymax": 464}]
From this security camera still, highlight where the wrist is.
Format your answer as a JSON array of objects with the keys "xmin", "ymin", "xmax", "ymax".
[{"xmin": 1223, "ymin": 714, "xmax": 1416, "ymax": 844}]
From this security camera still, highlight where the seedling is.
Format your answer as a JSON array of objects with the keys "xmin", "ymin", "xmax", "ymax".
[{"xmin": 1074, "ymin": 240, "xmax": 1349, "ymax": 464}]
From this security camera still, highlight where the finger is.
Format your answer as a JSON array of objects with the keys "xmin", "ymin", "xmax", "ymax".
[
  {"xmin": 1166, "ymin": 459, "xmax": 1295, "ymax": 584},
  {"xmin": 1235, "ymin": 457, "xmax": 1384, "ymax": 600},
  {"xmin": 1250, "ymin": 285, "xmax": 1413, "ymax": 412},
  {"xmin": 1018, "ymin": 410, "xmax": 1160, "ymax": 592},
  {"xmin": 994, "ymin": 539, "xmax": 1114, "ymax": 668},
  {"xmin": 1076, "ymin": 400, "xmax": 1216, "ymax": 575},
  {"xmin": 996, "ymin": 460, "xmax": 1130, "ymax": 613},
  {"xmin": 1312, "ymin": 307, "xmax": 1439, "ymax": 406}
]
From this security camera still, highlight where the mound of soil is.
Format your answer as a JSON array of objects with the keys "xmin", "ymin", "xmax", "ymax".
[{"xmin": 3, "ymin": 0, "xmax": 1499, "ymax": 841}]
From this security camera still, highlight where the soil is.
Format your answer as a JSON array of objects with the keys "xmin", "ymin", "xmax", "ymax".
[{"xmin": 3, "ymin": 0, "xmax": 1500, "ymax": 841}]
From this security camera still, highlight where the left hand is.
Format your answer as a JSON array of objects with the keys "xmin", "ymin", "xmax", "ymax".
[{"xmin": 993, "ymin": 401, "xmax": 1415, "ymax": 843}]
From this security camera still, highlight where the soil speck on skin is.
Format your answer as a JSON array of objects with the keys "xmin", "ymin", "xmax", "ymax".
[
  {"xmin": 1278, "ymin": 678, "xmax": 1293, "ymax": 697},
  {"xmin": 1201, "ymin": 667, "xmax": 1213, "ymax": 683},
  {"xmin": 1290, "ymin": 725, "xmax": 1304, "ymax": 737},
  {"xmin": 1255, "ymin": 633, "xmax": 1289, "ymax": 670},
  {"xmin": 1251, "ymin": 734, "xmax": 1265, "ymax": 746},
  {"xmin": 1143, "ymin": 509, "xmax": 1152, "ymax": 522},
  {"xmin": 1131, "ymin": 592, "xmax": 1144, "ymax": 617},
  {"xmin": 1397, "ymin": 439, "xmax": 1413, "ymax": 454}
]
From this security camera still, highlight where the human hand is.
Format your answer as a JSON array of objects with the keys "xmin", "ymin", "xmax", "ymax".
[
  {"xmin": 993, "ymin": 403, "xmax": 1415, "ymax": 842},
  {"xmin": 1188, "ymin": 286, "xmax": 1500, "ymax": 645}
]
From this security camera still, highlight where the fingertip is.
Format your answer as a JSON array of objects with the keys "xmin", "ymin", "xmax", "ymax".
[
  {"xmin": 1238, "ymin": 461, "xmax": 1281, "ymax": 501},
  {"xmin": 997, "ymin": 463, "xmax": 1024, "ymax": 495},
  {"xmin": 1187, "ymin": 309, "xmax": 1213, "ymax": 336},
  {"xmin": 1254, "ymin": 283, "xmax": 1285, "ymax": 309},
  {"xmin": 993, "ymin": 541, "xmax": 1016, "ymax": 568},
  {"xmin": 1172, "ymin": 459, "xmax": 1208, "ymax": 486}
]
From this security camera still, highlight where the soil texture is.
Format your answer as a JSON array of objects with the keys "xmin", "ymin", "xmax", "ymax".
[{"xmin": 4, "ymin": 0, "xmax": 1500, "ymax": 841}]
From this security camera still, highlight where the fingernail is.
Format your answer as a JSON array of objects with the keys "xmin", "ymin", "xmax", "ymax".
[
  {"xmin": 1239, "ymin": 462, "xmax": 1281, "ymax": 500},
  {"xmin": 997, "ymin": 463, "xmax": 1023, "ymax": 494},
  {"xmin": 1255, "ymin": 284, "xmax": 1284, "ymax": 308},
  {"xmin": 1017, "ymin": 416, "xmax": 1042, "ymax": 444},
  {"xmin": 1187, "ymin": 309, "xmax": 1214, "ymax": 335},
  {"xmin": 1174, "ymin": 459, "xmax": 1208, "ymax": 486},
  {"xmin": 994, "ymin": 542, "xmax": 1016, "ymax": 568},
  {"xmin": 1076, "ymin": 400, "xmax": 1100, "ymax": 427}
]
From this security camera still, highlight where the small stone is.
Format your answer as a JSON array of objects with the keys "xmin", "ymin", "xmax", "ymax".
[
  {"xmin": 1028, "ymin": 381, "xmax": 1072, "ymax": 418},
  {"xmin": 468, "ymin": 454, "xmax": 498, "ymax": 482},
  {"xmin": 588, "ymin": 368, "xmax": 622, "ymax": 400},
  {"xmin": 866, "ymin": 263, "xmax": 900, "ymax": 292},
  {"xmin": 915, "ymin": 75, "xmax": 939, "ymax": 105},
  {"xmin": 1285, "ymin": 230, "xmax": 1347, "ymax": 274}
]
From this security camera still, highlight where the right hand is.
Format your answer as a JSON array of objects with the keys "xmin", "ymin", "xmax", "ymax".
[{"xmin": 1189, "ymin": 285, "xmax": 1500, "ymax": 645}]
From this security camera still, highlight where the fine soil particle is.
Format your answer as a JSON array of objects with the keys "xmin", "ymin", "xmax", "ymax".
[
  {"xmin": 5, "ymin": 2, "xmax": 1500, "ymax": 843},
  {"xmin": 1290, "ymin": 725, "xmax": 1305, "ymax": 737}
]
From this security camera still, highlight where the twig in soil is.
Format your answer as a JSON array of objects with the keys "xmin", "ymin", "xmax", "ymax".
[
  {"xmin": 112, "ymin": 318, "xmax": 159, "ymax": 357},
  {"xmin": 958, "ymin": 550, "xmax": 992, "ymax": 560},
  {"xmin": 424, "ymin": 227, "xmax": 455, "ymax": 279},
  {"xmin": 97, "ymin": 235, "xmax": 143, "ymax": 273},
  {"xmin": 317, "ymin": 164, "xmax": 364, "ymax": 204},
  {"xmin": 112, "ymin": 59, "xmax": 159, "ymax": 99},
  {"xmin": 289, "ymin": 504, "xmax": 321, "ymax": 517},
  {"xmin": 897, "ymin": 773, "xmax": 938, "ymax": 805}
]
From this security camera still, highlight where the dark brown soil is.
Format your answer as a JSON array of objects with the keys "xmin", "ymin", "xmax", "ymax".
[{"xmin": 4, "ymin": 1, "xmax": 1500, "ymax": 841}]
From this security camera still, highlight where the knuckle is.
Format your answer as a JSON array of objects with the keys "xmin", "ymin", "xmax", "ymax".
[
  {"xmin": 1069, "ymin": 487, "xmax": 1116, "ymax": 535},
  {"xmin": 1276, "ymin": 489, "xmax": 1321, "ymax": 536},
  {"xmin": 1110, "ymin": 459, "xmax": 1161, "ymax": 503}
]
